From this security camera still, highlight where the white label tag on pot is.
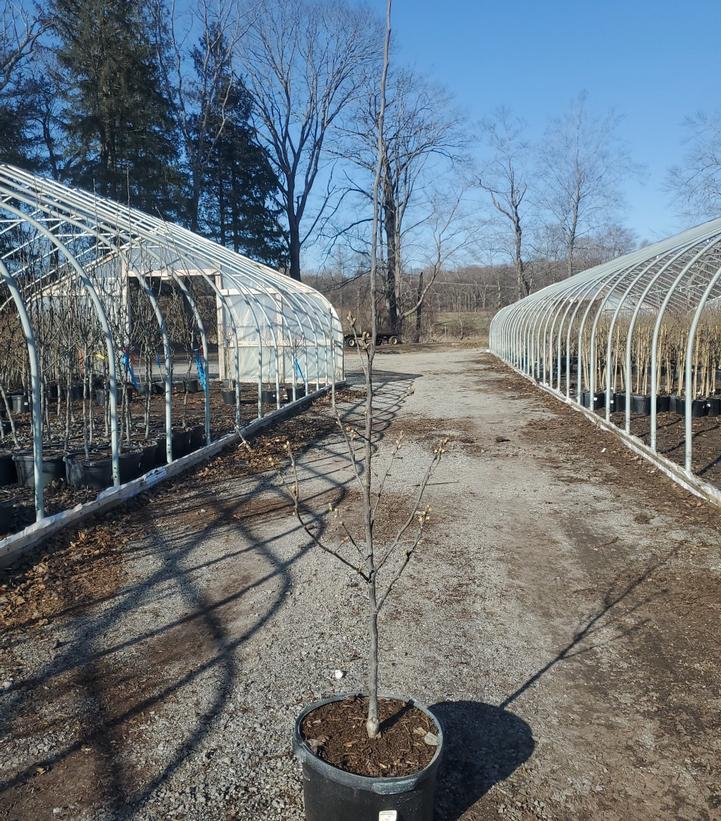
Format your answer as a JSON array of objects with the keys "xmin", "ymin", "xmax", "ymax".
[{"xmin": 378, "ymin": 813, "xmax": 397, "ymax": 821}]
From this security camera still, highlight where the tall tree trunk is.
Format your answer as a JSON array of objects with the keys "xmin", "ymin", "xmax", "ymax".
[
  {"xmin": 414, "ymin": 271, "xmax": 423, "ymax": 342},
  {"xmin": 189, "ymin": 170, "xmax": 202, "ymax": 233},
  {"xmin": 288, "ymin": 216, "xmax": 302, "ymax": 281},
  {"xmin": 514, "ymin": 219, "xmax": 526, "ymax": 300},
  {"xmin": 383, "ymin": 191, "xmax": 399, "ymax": 333}
]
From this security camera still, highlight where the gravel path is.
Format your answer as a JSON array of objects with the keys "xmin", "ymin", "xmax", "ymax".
[{"xmin": 1, "ymin": 347, "xmax": 720, "ymax": 820}]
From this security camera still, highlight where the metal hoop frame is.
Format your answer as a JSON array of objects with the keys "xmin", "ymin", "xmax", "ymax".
[
  {"xmin": 490, "ymin": 217, "xmax": 721, "ymax": 480},
  {"xmin": 0, "ymin": 164, "xmax": 343, "ymax": 524}
]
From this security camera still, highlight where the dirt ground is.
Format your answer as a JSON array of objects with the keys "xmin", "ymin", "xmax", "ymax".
[{"xmin": 1, "ymin": 348, "xmax": 720, "ymax": 820}]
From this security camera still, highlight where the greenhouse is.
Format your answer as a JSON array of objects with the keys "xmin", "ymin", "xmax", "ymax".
[
  {"xmin": 490, "ymin": 216, "xmax": 721, "ymax": 494},
  {"xmin": 0, "ymin": 164, "xmax": 343, "ymax": 533}
]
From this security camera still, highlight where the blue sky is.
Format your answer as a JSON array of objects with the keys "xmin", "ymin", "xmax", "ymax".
[{"xmin": 391, "ymin": 0, "xmax": 721, "ymax": 244}]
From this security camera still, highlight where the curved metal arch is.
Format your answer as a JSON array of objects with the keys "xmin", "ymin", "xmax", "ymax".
[
  {"xmin": 619, "ymin": 238, "xmax": 721, "ymax": 431},
  {"xmin": 491, "ymin": 213, "xmax": 721, "ymax": 491},
  {"xmin": 159, "ymin": 220, "xmax": 332, "ymax": 396},
  {"xmin": 0, "ymin": 259, "xmax": 44, "ymax": 517},
  {"xmin": 4, "ymin": 166, "xmax": 330, "ymax": 418},
  {"xmin": 6, "ymin": 205, "xmax": 188, "ymax": 463},
  {"xmin": 0, "ymin": 201, "xmax": 123, "ymax": 485},
  {"xmin": 5, "ymin": 164, "xmax": 336, "ymax": 375},
  {"xmin": 590, "ymin": 252, "xmax": 676, "ymax": 417},
  {"xmin": 5, "ymin": 177, "xmax": 255, "ymax": 433},
  {"xmin": 0, "ymin": 163, "xmax": 341, "ymax": 532}
]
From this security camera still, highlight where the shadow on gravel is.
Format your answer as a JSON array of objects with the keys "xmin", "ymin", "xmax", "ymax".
[
  {"xmin": 0, "ymin": 373, "xmax": 420, "ymax": 818},
  {"xmin": 432, "ymin": 700, "xmax": 534, "ymax": 821}
]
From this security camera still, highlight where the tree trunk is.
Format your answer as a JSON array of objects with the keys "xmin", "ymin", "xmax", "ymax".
[
  {"xmin": 383, "ymin": 189, "xmax": 399, "ymax": 333},
  {"xmin": 414, "ymin": 271, "xmax": 423, "ymax": 342},
  {"xmin": 288, "ymin": 217, "xmax": 302, "ymax": 282}
]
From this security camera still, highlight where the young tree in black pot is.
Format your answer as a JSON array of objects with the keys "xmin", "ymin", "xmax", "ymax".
[{"xmin": 282, "ymin": 3, "xmax": 448, "ymax": 817}]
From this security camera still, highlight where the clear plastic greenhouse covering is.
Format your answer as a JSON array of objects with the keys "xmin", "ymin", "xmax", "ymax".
[
  {"xmin": 0, "ymin": 164, "xmax": 343, "ymax": 523},
  {"xmin": 489, "ymin": 214, "xmax": 721, "ymax": 481}
]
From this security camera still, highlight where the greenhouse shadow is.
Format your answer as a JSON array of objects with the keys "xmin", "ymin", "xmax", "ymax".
[{"xmin": 0, "ymin": 371, "xmax": 418, "ymax": 816}]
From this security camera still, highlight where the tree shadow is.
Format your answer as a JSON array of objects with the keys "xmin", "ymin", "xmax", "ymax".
[
  {"xmin": 430, "ymin": 545, "xmax": 678, "ymax": 820},
  {"xmin": 432, "ymin": 700, "xmax": 534, "ymax": 821}
]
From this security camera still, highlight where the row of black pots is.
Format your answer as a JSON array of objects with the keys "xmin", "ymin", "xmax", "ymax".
[
  {"xmin": 669, "ymin": 395, "xmax": 718, "ymax": 417},
  {"xmin": 580, "ymin": 390, "xmax": 717, "ymax": 418},
  {"xmin": 4, "ymin": 381, "xmax": 203, "ymax": 413},
  {"xmin": 64, "ymin": 447, "xmax": 155, "ymax": 489},
  {"xmin": 613, "ymin": 393, "xmax": 712, "ymax": 418},
  {"xmin": 145, "ymin": 379, "xmax": 202, "ymax": 396},
  {"xmin": 221, "ymin": 385, "xmax": 308, "ymax": 406},
  {"xmin": 1, "ymin": 424, "xmax": 208, "ymax": 491}
]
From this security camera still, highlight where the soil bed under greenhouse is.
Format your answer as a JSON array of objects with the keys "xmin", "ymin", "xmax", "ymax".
[
  {"xmin": 0, "ymin": 383, "xmax": 296, "ymax": 539},
  {"xmin": 610, "ymin": 409, "xmax": 721, "ymax": 481}
]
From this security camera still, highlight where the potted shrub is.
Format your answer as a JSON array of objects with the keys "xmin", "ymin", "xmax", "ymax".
[
  {"xmin": 284, "ymin": 330, "xmax": 446, "ymax": 818},
  {"xmin": 282, "ymin": 11, "xmax": 447, "ymax": 816}
]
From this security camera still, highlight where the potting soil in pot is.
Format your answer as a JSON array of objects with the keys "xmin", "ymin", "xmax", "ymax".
[{"xmin": 300, "ymin": 695, "xmax": 438, "ymax": 778}]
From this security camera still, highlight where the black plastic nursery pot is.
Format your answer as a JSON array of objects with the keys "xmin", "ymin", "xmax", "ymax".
[
  {"xmin": 64, "ymin": 384, "xmax": 84, "ymax": 402},
  {"xmin": 0, "ymin": 502, "xmax": 12, "ymax": 535},
  {"xmin": 656, "ymin": 394, "xmax": 671, "ymax": 413},
  {"xmin": 261, "ymin": 388, "xmax": 279, "ymax": 404},
  {"xmin": 705, "ymin": 398, "xmax": 721, "ymax": 417},
  {"xmin": 221, "ymin": 388, "xmax": 236, "ymax": 406},
  {"xmin": 581, "ymin": 390, "xmax": 605, "ymax": 410},
  {"xmin": 293, "ymin": 695, "xmax": 443, "ymax": 821},
  {"xmin": 156, "ymin": 428, "xmax": 193, "ymax": 463},
  {"xmin": 64, "ymin": 449, "xmax": 142, "ymax": 489},
  {"xmin": 670, "ymin": 395, "xmax": 707, "ymax": 417},
  {"xmin": 140, "ymin": 441, "xmax": 158, "ymax": 473},
  {"xmin": 630, "ymin": 394, "xmax": 651, "ymax": 416},
  {"xmin": 0, "ymin": 451, "xmax": 17, "ymax": 486},
  {"xmin": 9, "ymin": 393, "xmax": 30, "ymax": 414},
  {"xmin": 184, "ymin": 378, "xmax": 200, "ymax": 394},
  {"xmin": 613, "ymin": 391, "xmax": 627, "ymax": 413},
  {"xmin": 13, "ymin": 451, "xmax": 66, "ymax": 489},
  {"xmin": 189, "ymin": 425, "xmax": 205, "ymax": 451}
]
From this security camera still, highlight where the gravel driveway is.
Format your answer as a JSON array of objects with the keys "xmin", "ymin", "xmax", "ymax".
[{"xmin": 1, "ymin": 347, "xmax": 720, "ymax": 820}]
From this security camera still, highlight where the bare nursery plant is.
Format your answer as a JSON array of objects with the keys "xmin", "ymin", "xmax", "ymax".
[
  {"xmin": 279, "ymin": 0, "xmax": 447, "ymax": 743},
  {"xmin": 284, "ymin": 357, "xmax": 447, "ymax": 739}
]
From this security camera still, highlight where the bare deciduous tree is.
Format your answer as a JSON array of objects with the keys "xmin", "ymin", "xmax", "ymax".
[
  {"xmin": 538, "ymin": 91, "xmax": 634, "ymax": 277},
  {"xmin": 154, "ymin": 0, "xmax": 249, "ymax": 231},
  {"xmin": 403, "ymin": 182, "xmax": 479, "ymax": 336},
  {"xmin": 479, "ymin": 107, "xmax": 532, "ymax": 300},
  {"xmin": 667, "ymin": 109, "xmax": 721, "ymax": 221},
  {"xmin": 236, "ymin": 0, "xmax": 381, "ymax": 281},
  {"xmin": 0, "ymin": 0, "xmax": 47, "ymax": 94},
  {"xmin": 281, "ymin": 0, "xmax": 446, "ymax": 744},
  {"xmin": 339, "ymin": 69, "xmax": 465, "ymax": 333}
]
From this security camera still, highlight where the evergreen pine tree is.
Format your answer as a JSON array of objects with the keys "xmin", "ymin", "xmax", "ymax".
[
  {"xmin": 188, "ymin": 27, "xmax": 286, "ymax": 267},
  {"xmin": 50, "ymin": 0, "xmax": 181, "ymax": 216}
]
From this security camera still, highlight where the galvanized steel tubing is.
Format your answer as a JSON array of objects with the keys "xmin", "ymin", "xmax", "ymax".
[
  {"xmin": 0, "ymin": 164, "xmax": 343, "ymax": 524},
  {"xmin": 490, "ymin": 216, "xmax": 721, "ymax": 479}
]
